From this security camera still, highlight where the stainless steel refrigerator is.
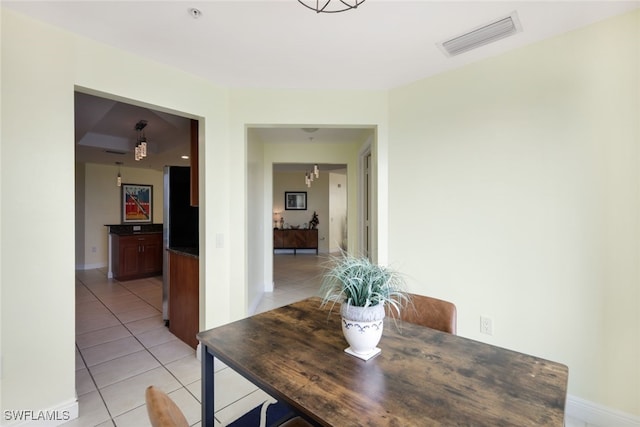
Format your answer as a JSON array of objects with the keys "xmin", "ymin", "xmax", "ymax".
[{"xmin": 162, "ymin": 166, "xmax": 199, "ymax": 322}]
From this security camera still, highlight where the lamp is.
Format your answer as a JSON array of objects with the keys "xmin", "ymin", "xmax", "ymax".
[
  {"xmin": 273, "ymin": 212, "xmax": 282, "ymax": 229},
  {"xmin": 116, "ymin": 162, "xmax": 123, "ymax": 187},
  {"xmin": 298, "ymin": 0, "xmax": 366, "ymax": 13},
  {"xmin": 134, "ymin": 120, "xmax": 148, "ymax": 161}
]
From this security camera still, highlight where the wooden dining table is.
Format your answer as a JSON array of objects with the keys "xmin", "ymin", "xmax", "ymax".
[{"xmin": 197, "ymin": 297, "xmax": 568, "ymax": 426}]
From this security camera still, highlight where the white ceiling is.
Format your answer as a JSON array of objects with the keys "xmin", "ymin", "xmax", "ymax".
[
  {"xmin": 6, "ymin": 0, "xmax": 638, "ymax": 169},
  {"xmin": 5, "ymin": 1, "xmax": 637, "ymax": 90}
]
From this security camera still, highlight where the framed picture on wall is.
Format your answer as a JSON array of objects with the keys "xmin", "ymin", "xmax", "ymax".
[
  {"xmin": 285, "ymin": 191, "xmax": 307, "ymax": 210},
  {"xmin": 121, "ymin": 183, "xmax": 153, "ymax": 223}
]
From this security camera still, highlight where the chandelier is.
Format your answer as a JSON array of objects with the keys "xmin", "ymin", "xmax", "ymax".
[
  {"xmin": 134, "ymin": 120, "xmax": 148, "ymax": 161},
  {"xmin": 298, "ymin": 0, "xmax": 366, "ymax": 13},
  {"xmin": 305, "ymin": 164, "xmax": 320, "ymax": 188}
]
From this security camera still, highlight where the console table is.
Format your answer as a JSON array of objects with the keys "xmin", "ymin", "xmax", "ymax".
[{"xmin": 273, "ymin": 229, "xmax": 318, "ymax": 255}]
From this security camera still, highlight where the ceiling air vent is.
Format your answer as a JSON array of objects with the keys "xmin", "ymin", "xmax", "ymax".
[{"xmin": 438, "ymin": 11, "xmax": 522, "ymax": 57}]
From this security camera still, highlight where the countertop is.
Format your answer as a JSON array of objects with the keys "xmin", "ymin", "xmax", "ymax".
[
  {"xmin": 167, "ymin": 247, "xmax": 199, "ymax": 258},
  {"xmin": 105, "ymin": 224, "xmax": 163, "ymax": 235}
]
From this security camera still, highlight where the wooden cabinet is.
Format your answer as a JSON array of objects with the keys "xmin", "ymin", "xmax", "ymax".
[
  {"xmin": 273, "ymin": 229, "xmax": 318, "ymax": 254},
  {"xmin": 111, "ymin": 233, "xmax": 163, "ymax": 281},
  {"xmin": 169, "ymin": 251, "xmax": 199, "ymax": 349}
]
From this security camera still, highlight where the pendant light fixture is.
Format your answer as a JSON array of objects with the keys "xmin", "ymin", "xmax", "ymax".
[
  {"xmin": 302, "ymin": 134, "xmax": 320, "ymax": 187},
  {"xmin": 298, "ymin": 0, "xmax": 366, "ymax": 13},
  {"xmin": 304, "ymin": 164, "xmax": 320, "ymax": 188},
  {"xmin": 116, "ymin": 162, "xmax": 123, "ymax": 187},
  {"xmin": 134, "ymin": 120, "xmax": 148, "ymax": 161}
]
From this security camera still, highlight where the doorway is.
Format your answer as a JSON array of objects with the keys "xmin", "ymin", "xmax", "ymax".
[
  {"xmin": 73, "ymin": 90, "xmax": 198, "ymax": 283},
  {"xmin": 245, "ymin": 126, "xmax": 377, "ymax": 313}
]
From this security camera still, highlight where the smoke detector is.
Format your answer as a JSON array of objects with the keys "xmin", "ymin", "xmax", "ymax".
[{"xmin": 437, "ymin": 11, "xmax": 522, "ymax": 57}]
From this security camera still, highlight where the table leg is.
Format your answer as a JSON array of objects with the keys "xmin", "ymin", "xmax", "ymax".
[{"xmin": 201, "ymin": 344, "xmax": 215, "ymax": 426}]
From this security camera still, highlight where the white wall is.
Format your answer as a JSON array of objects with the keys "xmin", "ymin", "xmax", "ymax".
[
  {"xmin": 1, "ymin": 8, "xmax": 78, "ymax": 416},
  {"xmin": 247, "ymin": 130, "xmax": 266, "ymax": 313},
  {"xmin": 71, "ymin": 37, "xmax": 232, "ymax": 334},
  {"xmin": 388, "ymin": 9, "xmax": 639, "ymax": 417},
  {"xmin": 1, "ymin": 8, "xmax": 230, "ymax": 418},
  {"xmin": 77, "ymin": 163, "xmax": 163, "ymax": 269},
  {"xmin": 329, "ymin": 171, "xmax": 348, "ymax": 252}
]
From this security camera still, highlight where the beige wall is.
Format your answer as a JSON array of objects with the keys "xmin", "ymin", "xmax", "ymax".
[
  {"xmin": 76, "ymin": 163, "xmax": 163, "ymax": 269},
  {"xmin": 273, "ymin": 171, "xmax": 330, "ymax": 253},
  {"xmin": 271, "ymin": 171, "xmax": 348, "ymax": 254},
  {"xmin": 388, "ymin": 10, "xmax": 639, "ymax": 415}
]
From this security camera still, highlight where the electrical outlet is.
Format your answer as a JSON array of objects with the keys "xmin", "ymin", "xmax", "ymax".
[{"xmin": 480, "ymin": 316, "xmax": 493, "ymax": 335}]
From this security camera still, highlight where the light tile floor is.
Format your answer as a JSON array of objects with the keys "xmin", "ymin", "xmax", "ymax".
[{"xmin": 68, "ymin": 253, "xmax": 325, "ymax": 427}]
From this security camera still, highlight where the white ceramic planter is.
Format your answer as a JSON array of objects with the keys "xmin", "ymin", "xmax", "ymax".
[{"xmin": 340, "ymin": 304, "xmax": 385, "ymax": 360}]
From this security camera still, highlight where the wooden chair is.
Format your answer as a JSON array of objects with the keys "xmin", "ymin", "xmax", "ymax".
[
  {"xmin": 145, "ymin": 386, "xmax": 189, "ymax": 427},
  {"xmin": 399, "ymin": 293, "xmax": 457, "ymax": 334},
  {"xmin": 145, "ymin": 386, "xmax": 311, "ymax": 427}
]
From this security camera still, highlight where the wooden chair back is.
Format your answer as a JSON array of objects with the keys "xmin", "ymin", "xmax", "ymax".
[
  {"xmin": 145, "ymin": 386, "xmax": 189, "ymax": 427},
  {"xmin": 399, "ymin": 293, "xmax": 457, "ymax": 334}
]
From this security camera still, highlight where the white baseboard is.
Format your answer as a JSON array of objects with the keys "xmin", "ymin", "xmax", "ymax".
[
  {"xmin": 265, "ymin": 281, "xmax": 274, "ymax": 293},
  {"xmin": 1, "ymin": 398, "xmax": 78, "ymax": 426},
  {"xmin": 248, "ymin": 292, "xmax": 264, "ymax": 316},
  {"xmin": 75, "ymin": 262, "xmax": 107, "ymax": 270},
  {"xmin": 566, "ymin": 395, "xmax": 640, "ymax": 427}
]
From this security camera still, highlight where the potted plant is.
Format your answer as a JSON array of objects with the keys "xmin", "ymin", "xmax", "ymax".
[{"xmin": 319, "ymin": 252, "xmax": 409, "ymax": 360}]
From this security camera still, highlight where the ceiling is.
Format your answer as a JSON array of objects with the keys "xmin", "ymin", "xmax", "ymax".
[
  {"xmin": 74, "ymin": 91, "xmax": 369, "ymax": 170},
  {"xmin": 8, "ymin": 1, "xmax": 638, "ymax": 170},
  {"xmin": 5, "ymin": 1, "xmax": 637, "ymax": 90},
  {"xmin": 75, "ymin": 92, "xmax": 193, "ymax": 170}
]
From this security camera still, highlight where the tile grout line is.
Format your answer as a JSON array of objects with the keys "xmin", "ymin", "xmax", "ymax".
[
  {"xmin": 74, "ymin": 279, "xmax": 118, "ymax": 426},
  {"xmin": 74, "ymin": 255, "xmax": 324, "ymax": 426},
  {"xmin": 76, "ymin": 273, "xmax": 194, "ymax": 424}
]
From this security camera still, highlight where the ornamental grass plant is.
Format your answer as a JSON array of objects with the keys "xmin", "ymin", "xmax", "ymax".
[{"xmin": 319, "ymin": 252, "xmax": 409, "ymax": 319}]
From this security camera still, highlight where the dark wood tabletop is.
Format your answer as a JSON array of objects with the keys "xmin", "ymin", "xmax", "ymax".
[{"xmin": 197, "ymin": 297, "xmax": 568, "ymax": 426}]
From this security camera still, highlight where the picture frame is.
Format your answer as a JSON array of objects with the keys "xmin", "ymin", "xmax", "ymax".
[
  {"xmin": 285, "ymin": 191, "xmax": 307, "ymax": 210},
  {"xmin": 121, "ymin": 183, "xmax": 153, "ymax": 223}
]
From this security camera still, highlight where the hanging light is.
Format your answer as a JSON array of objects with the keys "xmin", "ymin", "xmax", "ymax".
[
  {"xmin": 139, "ymin": 130, "xmax": 147, "ymax": 158},
  {"xmin": 298, "ymin": 0, "xmax": 366, "ymax": 13},
  {"xmin": 116, "ymin": 162, "xmax": 123, "ymax": 187},
  {"xmin": 304, "ymin": 164, "xmax": 320, "ymax": 188},
  {"xmin": 134, "ymin": 120, "xmax": 148, "ymax": 161}
]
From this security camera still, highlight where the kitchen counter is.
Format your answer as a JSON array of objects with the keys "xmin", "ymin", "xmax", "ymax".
[
  {"xmin": 167, "ymin": 246, "xmax": 199, "ymax": 258},
  {"xmin": 168, "ymin": 248, "xmax": 199, "ymax": 349},
  {"xmin": 105, "ymin": 224, "xmax": 163, "ymax": 279},
  {"xmin": 105, "ymin": 223, "xmax": 163, "ymax": 235}
]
